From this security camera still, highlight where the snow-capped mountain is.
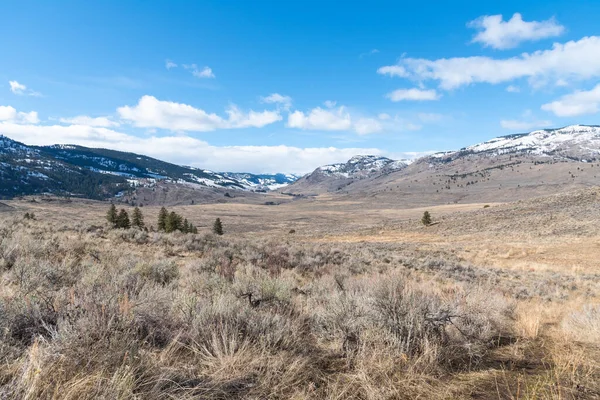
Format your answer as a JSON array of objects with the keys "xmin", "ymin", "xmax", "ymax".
[
  {"xmin": 431, "ymin": 125, "xmax": 600, "ymax": 162},
  {"xmin": 313, "ymin": 155, "xmax": 410, "ymax": 179},
  {"xmin": 283, "ymin": 155, "xmax": 411, "ymax": 194},
  {"xmin": 0, "ymin": 135, "xmax": 299, "ymax": 199}
]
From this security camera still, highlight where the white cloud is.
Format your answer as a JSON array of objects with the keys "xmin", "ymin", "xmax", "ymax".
[
  {"xmin": 59, "ymin": 115, "xmax": 120, "ymax": 127},
  {"xmin": 117, "ymin": 95, "xmax": 281, "ymax": 132},
  {"xmin": 323, "ymin": 100, "xmax": 337, "ymax": 108},
  {"xmin": 183, "ymin": 64, "xmax": 215, "ymax": 78},
  {"xmin": 261, "ymin": 93, "xmax": 292, "ymax": 109},
  {"xmin": 500, "ymin": 119, "xmax": 552, "ymax": 130},
  {"xmin": 378, "ymin": 36, "xmax": 600, "ymax": 90},
  {"xmin": 0, "ymin": 105, "xmax": 39, "ymax": 124},
  {"xmin": 506, "ymin": 85, "xmax": 520, "ymax": 92},
  {"xmin": 165, "ymin": 59, "xmax": 177, "ymax": 69},
  {"xmin": 194, "ymin": 66, "xmax": 215, "ymax": 78},
  {"xmin": 288, "ymin": 105, "xmax": 425, "ymax": 135},
  {"xmin": 468, "ymin": 13, "xmax": 564, "ymax": 50},
  {"xmin": 9, "ymin": 81, "xmax": 26, "ymax": 94},
  {"xmin": 9, "ymin": 80, "xmax": 41, "ymax": 97},
  {"xmin": 386, "ymin": 88, "xmax": 441, "ymax": 101},
  {"xmin": 541, "ymin": 84, "xmax": 600, "ymax": 117},
  {"xmin": 0, "ymin": 120, "xmax": 420, "ymax": 173},
  {"xmin": 288, "ymin": 106, "xmax": 353, "ymax": 131}
]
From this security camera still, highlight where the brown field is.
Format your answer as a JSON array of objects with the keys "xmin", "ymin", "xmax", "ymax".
[{"xmin": 1, "ymin": 189, "xmax": 600, "ymax": 399}]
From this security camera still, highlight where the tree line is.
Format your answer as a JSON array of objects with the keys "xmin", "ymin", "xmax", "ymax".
[{"xmin": 107, "ymin": 204, "xmax": 223, "ymax": 235}]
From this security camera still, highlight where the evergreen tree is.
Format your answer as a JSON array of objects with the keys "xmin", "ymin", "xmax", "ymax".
[
  {"xmin": 117, "ymin": 209, "xmax": 131, "ymax": 229},
  {"xmin": 158, "ymin": 207, "xmax": 168, "ymax": 231},
  {"xmin": 132, "ymin": 206, "xmax": 145, "ymax": 229},
  {"xmin": 192, "ymin": 225, "xmax": 198, "ymax": 234},
  {"xmin": 421, "ymin": 211, "xmax": 432, "ymax": 226},
  {"xmin": 213, "ymin": 218, "xmax": 224, "ymax": 235},
  {"xmin": 165, "ymin": 211, "xmax": 182, "ymax": 233},
  {"xmin": 183, "ymin": 218, "xmax": 190, "ymax": 233},
  {"xmin": 106, "ymin": 203, "xmax": 117, "ymax": 227}
]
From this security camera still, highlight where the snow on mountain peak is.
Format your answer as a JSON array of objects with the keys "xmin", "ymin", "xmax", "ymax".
[
  {"xmin": 432, "ymin": 125, "xmax": 600, "ymax": 161},
  {"xmin": 315, "ymin": 155, "xmax": 409, "ymax": 178}
]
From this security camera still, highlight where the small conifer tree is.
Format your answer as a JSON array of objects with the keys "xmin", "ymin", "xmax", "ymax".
[
  {"xmin": 107, "ymin": 204, "xmax": 117, "ymax": 227},
  {"xmin": 191, "ymin": 224, "xmax": 198, "ymax": 234},
  {"xmin": 165, "ymin": 211, "xmax": 182, "ymax": 233},
  {"xmin": 183, "ymin": 218, "xmax": 190, "ymax": 233},
  {"xmin": 117, "ymin": 209, "xmax": 131, "ymax": 229},
  {"xmin": 213, "ymin": 218, "xmax": 224, "ymax": 235},
  {"xmin": 421, "ymin": 211, "xmax": 432, "ymax": 226},
  {"xmin": 157, "ymin": 207, "xmax": 168, "ymax": 231},
  {"xmin": 132, "ymin": 206, "xmax": 144, "ymax": 229}
]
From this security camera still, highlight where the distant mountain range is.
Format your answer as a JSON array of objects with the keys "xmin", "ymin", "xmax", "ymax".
[
  {"xmin": 285, "ymin": 125, "xmax": 600, "ymax": 204},
  {"xmin": 0, "ymin": 136, "xmax": 299, "ymax": 199},
  {"xmin": 3, "ymin": 125, "xmax": 600, "ymax": 203}
]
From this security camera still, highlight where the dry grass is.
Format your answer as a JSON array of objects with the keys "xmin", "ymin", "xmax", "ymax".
[{"xmin": 1, "ymin": 189, "xmax": 600, "ymax": 398}]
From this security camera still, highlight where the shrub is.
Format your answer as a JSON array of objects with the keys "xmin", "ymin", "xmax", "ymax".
[{"xmin": 135, "ymin": 260, "xmax": 180, "ymax": 286}]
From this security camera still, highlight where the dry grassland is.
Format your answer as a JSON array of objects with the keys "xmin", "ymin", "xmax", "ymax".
[{"xmin": 0, "ymin": 189, "xmax": 599, "ymax": 399}]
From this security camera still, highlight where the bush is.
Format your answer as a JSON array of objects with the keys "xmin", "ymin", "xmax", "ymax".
[{"xmin": 134, "ymin": 260, "xmax": 180, "ymax": 286}]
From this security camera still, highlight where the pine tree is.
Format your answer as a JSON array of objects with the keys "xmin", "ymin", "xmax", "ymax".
[
  {"xmin": 183, "ymin": 218, "xmax": 190, "ymax": 233},
  {"xmin": 421, "ymin": 211, "xmax": 432, "ymax": 226},
  {"xmin": 213, "ymin": 218, "xmax": 224, "ymax": 235},
  {"xmin": 132, "ymin": 207, "xmax": 145, "ymax": 229},
  {"xmin": 192, "ymin": 225, "xmax": 198, "ymax": 234},
  {"xmin": 158, "ymin": 207, "xmax": 168, "ymax": 231},
  {"xmin": 117, "ymin": 209, "xmax": 131, "ymax": 229},
  {"xmin": 165, "ymin": 211, "xmax": 182, "ymax": 233},
  {"xmin": 107, "ymin": 203, "xmax": 117, "ymax": 227}
]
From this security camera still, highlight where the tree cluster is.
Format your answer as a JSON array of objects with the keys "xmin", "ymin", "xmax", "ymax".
[
  {"xmin": 107, "ymin": 204, "xmax": 146, "ymax": 229},
  {"xmin": 158, "ymin": 207, "xmax": 198, "ymax": 233}
]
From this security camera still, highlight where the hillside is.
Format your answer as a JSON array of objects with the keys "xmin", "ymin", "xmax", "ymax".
[
  {"xmin": 0, "ymin": 136, "xmax": 298, "ymax": 199},
  {"xmin": 287, "ymin": 155, "xmax": 410, "ymax": 194},
  {"xmin": 285, "ymin": 125, "xmax": 600, "ymax": 206}
]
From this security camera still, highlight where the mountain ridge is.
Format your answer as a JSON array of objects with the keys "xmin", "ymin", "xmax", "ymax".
[{"xmin": 0, "ymin": 135, "xmax": 299, "ymax": 199}]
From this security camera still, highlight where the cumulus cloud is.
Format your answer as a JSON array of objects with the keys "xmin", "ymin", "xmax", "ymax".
[
  {"xmin": 288, "ymin": 105, "xmax": 425, "ymax": 135},
  {"xmin": 500, "ymin": 118, "xmax": 552, "ymax": 130},
  {"xmin": 323, "ymin": 100, "xmax": 337, "ymax": 108},
  {"xmin": 377, "ymin": 36, "xmax": 600, "ymax": 90},
  {"xmin": 0, "ymin": 120, "xmax": 421, "ymax": 173},
  {"xmin": 9, "ymin": 80, "xmax": 41, "ymax": 97},
  {"xmin": 59, "ymin": 115, "xmax": 120, "ymax": 127},
  {"xmin": 0, "ymin": 105, "xmax": 39, "ymax": 124},
  {"xmin": 506, "ymin": 85, "xmax": 520, "ymax": 92},
  {"xmin": 183, "ymin": 64, "xmax": 215, "ymax": 78},
  {"xmin": 468, "ymin": 13, "xmax": 564, "ymax": 49},
  {"xmin": 541, "ymin": 84, "xmax": 600, "ymax": 117},
  {"xmin": 117, "ymin": 95, "xmax": 281, "ymax": 131},
  {"xmin": 261, "ymin": 93, "xmax": 292, "ymax": 109},
  {"xmin": 386, "ymin": 88, "xmax": 441, "ymax": 101},
  {"xmin": 288, "ymin": 106, "xmax": 353, "ymax": 131}
]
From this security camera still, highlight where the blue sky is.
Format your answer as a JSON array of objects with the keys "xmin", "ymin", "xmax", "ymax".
[{"xmin": 1, "ymin": 1, "xmax": 600, "ymax": 173}]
